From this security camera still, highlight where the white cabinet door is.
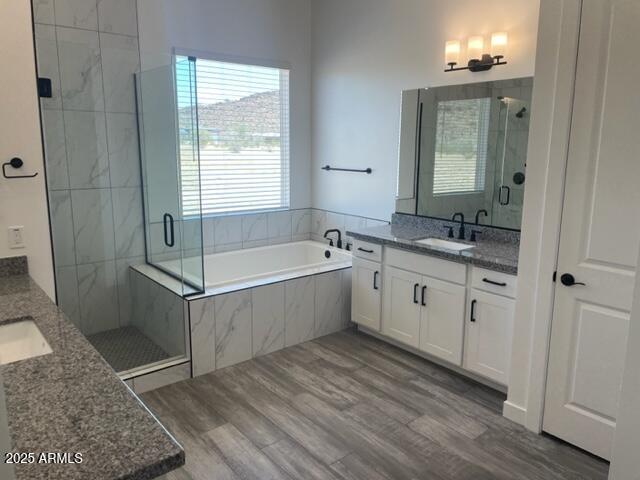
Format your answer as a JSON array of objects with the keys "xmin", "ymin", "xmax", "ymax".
[
  {"xmin": 464, "ymin": 289, "xmax": 514, "ymax": 385},
  {"xmin": 419, "ymin": 276, "xmax": 466, "ymax": 365},
  {"xmin": 351, "ymin": 257, "xmax": 382, "ymax": 331},
  {"xmin": 383, "ymin": 266, "xmax": 421, "ymax": 348}
]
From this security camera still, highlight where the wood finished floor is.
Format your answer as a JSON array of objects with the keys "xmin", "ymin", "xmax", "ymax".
[{"xmin": 141, "ymin": 329, "xmax": 609, "ymax": 480}]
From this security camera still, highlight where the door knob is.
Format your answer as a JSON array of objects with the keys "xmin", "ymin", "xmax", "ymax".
[{"xmin": 560, "ymin": 273, "xmax": 585, "ymax": 287}]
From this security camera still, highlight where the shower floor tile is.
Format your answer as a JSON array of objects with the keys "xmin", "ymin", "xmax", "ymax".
[{"xmin": 87, "ymin": 326, "xmax": 170, "ymax": 373}]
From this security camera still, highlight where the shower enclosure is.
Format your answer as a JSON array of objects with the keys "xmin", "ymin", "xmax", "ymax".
[
  {"xmin": 32, "ymin": 4, "xmax": 204, "ymax": 376},
  {"xmin": 136, "ymin": 58, "xmax": 205, "ymax": 295}
]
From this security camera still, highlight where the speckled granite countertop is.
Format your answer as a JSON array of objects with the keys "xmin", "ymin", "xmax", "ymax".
[
  {"xmin": 0, "ymin": 274, "xmax": 184, "ymax": 480},
  {"xmin": 347, "ymin": 224, "xmax": 519, "ymax": 274}
]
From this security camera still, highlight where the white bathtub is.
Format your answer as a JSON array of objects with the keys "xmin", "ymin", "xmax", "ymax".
[{"xmin": 158, "ymin": 241, "xmax": 352, "ymax": 296}]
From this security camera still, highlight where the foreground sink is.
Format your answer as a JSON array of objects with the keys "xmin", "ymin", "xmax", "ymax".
[
  {"xmin": 0, "ymin": 319, "xmax": 52, "ymax": 365},
  {"xmin": 415, "ymin": 238, "xmax": 475, "ymax": 252}
]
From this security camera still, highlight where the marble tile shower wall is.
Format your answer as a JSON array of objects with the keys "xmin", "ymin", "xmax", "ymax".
[{"xmin": 33, "ymin": 0, "xmax": 143, "ymax": 335}]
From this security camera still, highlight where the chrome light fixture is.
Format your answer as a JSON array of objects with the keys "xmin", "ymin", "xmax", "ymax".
[{"xmin": 445, "ymin": 32, "xmax": 508, "ymax": 72}]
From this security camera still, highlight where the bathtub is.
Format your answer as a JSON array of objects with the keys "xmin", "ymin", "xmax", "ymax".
[
  {"xmin": 158, "ymin": 240, "xmax": 352, "ymax": 296},
  {"xmin": 136, "ymin": 240, "xmax": 354, "ymax": 378}
]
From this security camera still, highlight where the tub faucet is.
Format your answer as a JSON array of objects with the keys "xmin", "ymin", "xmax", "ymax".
[{"xmin": 324, "ymin": 229, "xmax": 342, "ymax": 249}]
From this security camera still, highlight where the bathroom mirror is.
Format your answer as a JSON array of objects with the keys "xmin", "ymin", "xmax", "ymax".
[{"xmin": 396, "ymin": 77, "xmax": 533, "ymax": 230}]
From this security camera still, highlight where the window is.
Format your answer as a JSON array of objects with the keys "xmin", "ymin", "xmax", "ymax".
[
  {"xmin": 176, "ymin": 56, "xmax": 290, "ymax": 216},
  {"xmin": 432, "ymin": 98, "xmax": 490, "ymax": 196}
]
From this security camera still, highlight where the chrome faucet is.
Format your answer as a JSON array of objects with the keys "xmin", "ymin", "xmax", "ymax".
[
  {"xmin": 324, "ymin": 229, "xmax": 342, "ymax": 249},
  {"xmin": 452, "ymin": 213, "xmax": 466, "ymax": 240}
]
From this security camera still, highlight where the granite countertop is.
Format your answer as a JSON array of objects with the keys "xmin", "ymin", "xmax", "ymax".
[
  {"xmin": 347, "ymin": 224, "xmax": 519, "ymax": 274},
  {"xmin": 0, "ymin": 273, "xmax": 185, "ymax": 480}
]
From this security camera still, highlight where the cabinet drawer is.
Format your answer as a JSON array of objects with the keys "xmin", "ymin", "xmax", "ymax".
[
  {"xmin": 353, "ymin": 239, "xmax": 383, "ymax": 262},
  {"xmin": 471, "ymin": 267, "xmax": 517, "ymax": 299},
  {"xmin": 386, "ymin": 247, "xmax": 466, "ymax": 285}
]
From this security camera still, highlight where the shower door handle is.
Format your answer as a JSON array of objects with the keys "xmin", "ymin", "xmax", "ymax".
[
  {"xmin": 163, "ymin": 213, "xmax": 175, "ymax": 248},
  {"xmin": 499, "ymin": 186, "xmax": 511, "ymax": 206}
]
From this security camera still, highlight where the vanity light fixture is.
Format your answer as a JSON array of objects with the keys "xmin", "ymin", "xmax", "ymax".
[{"xmin": 445, "ymin": 32, "xmax": 508, "ymax": 72}]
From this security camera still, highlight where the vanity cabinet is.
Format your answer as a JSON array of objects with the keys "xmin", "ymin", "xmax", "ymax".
[
  {"xmin": 382, "ymin": 248, "xmax": 467, "ymax": 364},
  {"xmin": 351, "ymin": 257, "xmax": 382, "ymax": 331},
  {"xmin": 464, "ymin": 268, "xmax": 517, "ymax": 385},
  {"xmin": 350, "ymin": 244, "xmax": 517, "ymax": 387}
]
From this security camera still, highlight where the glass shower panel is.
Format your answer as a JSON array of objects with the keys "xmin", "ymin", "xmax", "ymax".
[
  {"xmin": 493, "ymin": 97, "xmax": 531, "ymax": 229},
  {"xmin": 176, "ymin": 58, "xmax": 205, "ymax": 294},
  {"xmin": 136, "ymin": 59, "xmax": 205, "ymax": 295}
]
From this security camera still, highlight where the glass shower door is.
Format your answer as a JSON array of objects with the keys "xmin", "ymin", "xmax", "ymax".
[{"xmin": 137, "ymin": 58, "xmax": 205, "ymax": 295}]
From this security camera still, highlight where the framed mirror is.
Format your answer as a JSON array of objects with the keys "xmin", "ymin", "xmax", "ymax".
[{"xmin": 396, "ymin": 77, "xmax": 533, "ymax": 230}]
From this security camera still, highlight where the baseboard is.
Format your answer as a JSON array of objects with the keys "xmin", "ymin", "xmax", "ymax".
[{"xmin": 502, "ymin": 400, "xmax": 527, "ymax": 425}]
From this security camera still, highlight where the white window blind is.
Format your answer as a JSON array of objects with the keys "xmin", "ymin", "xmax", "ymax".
[
  {"xmin": 432, "ymin": 98, "xmax": 490, "ymax": 196},
  {"xmin": 176, "ymin": 56, "xmax": 290, "ymax": 217}
]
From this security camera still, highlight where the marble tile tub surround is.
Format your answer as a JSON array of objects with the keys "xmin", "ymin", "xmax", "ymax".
[
  {"xmin": 33, "ymin": 0, "xmax": 143, "ymax": 337},
  {"xmin": 189, "ymin": 268, "xmax": 352, "ymax": 377},
  {"xmin": 347, "ymin": 213, "xmax": 520, "ymax": 274},
  {"xmin": 0, "ymin": 274, "xmax": 183, "ymax": 480},
  {"xmin": 0, "ymin": 256, "xmax": 28, "ymax": 277},
  {"xmin": 149, "ymin": 208, "xmax": 389, "ymax": 260}
]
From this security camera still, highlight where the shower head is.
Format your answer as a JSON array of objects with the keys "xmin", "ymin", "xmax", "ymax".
[{"xmin": 516, "ymin": 107, "xmax": 527, "ymax": 118}]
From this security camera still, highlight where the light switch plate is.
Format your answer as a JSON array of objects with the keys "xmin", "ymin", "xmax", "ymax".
[{"xmin": 8, "ymin": 226, "xmax": 24, "ymax": 249}]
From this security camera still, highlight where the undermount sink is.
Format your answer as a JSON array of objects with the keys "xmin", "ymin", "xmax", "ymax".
[
  {"xmin": 0, "ymin": 318, "xmax": 52, "ymax": 366},
  {"xmin": 415, "ymin": 238, "xmax": 475, "ymax": 252}
]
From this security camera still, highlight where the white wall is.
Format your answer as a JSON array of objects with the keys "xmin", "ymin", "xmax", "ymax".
[
  {"xmin": 0, "ymin": 0, "xmax": 55, "ymax": 299},
  {"xmin": 311, "ymin": 0, "xmax": 540, "ymax": 221},
  {"xmin": 137, "ymin": 0, "xmax": 312, "ymax": 210}
]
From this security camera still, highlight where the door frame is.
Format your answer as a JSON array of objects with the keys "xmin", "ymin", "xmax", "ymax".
[{"xmin": 503, "ymin": 0, "xmax": 583, "ymax": 432}]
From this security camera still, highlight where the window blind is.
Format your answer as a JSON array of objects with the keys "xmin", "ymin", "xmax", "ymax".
[
  {"xmin": 176, "ymin": 56, "xmax": 290, "ymax": 217},
  {"xmin": 432, "ymin": 98, "xmax": 490, "ymax": 196}
]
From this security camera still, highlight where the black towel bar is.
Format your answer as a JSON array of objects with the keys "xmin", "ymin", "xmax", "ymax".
[{"xmin": 322, "ymin": 165, "xmax": 372, "ymax": 174}]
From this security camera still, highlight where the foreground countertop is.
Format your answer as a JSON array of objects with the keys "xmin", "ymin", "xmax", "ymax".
[
  {"xmin": 347, "ymin": 224, "xmax": 519, "ymax": 275},
  {"xmin": 0, "ymin": 274, "xmax": 184, "ymax": 480}
]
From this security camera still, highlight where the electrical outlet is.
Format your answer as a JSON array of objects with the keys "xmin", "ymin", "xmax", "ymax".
[{"xmin": 8, "ymin": 226, "xmax": 25, "ymax": 249}]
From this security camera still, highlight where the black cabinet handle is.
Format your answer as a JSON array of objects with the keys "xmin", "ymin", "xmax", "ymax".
[
  {"xmin": 358, "ymin": 247, "xmax": 374, "ymax": 253},
  {"xmin": 163, "ymin": 213, "xmax": 175, "ymax": 248},
  {"xmin": 482, "ymin": 278, "xmax": 507, "ymax": 287},
  {"xmin": 421, "ymin": 285, "xmax": 427, "ymax": 306},
  {"xmin": 470, "ymin": 299, "xmax": 477, "ymax": 322},
  {"xmin": 413, "ymin": 283, "xmax": 420, "ymax": 304},
  {"xmin": 560, "ymin": 273, "xmax": 586, "ymax": 287},
  {"xmin": 373, "ymin": 271, "xmax": 379, "ymax": 290}
]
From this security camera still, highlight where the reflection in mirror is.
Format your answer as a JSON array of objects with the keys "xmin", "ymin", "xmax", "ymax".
[{"xmin": 396, "ymin": 78, "xmax": 532, "ymax": 231}]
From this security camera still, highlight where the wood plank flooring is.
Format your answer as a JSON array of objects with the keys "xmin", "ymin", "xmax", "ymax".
[{"xmin": 141, "ymin": 328, "xmax": 609, "ymax": 480}]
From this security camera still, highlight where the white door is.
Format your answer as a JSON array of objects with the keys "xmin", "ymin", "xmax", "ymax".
[
  {"xmin": 464, "ymin": 289, "xmax": 514, "ymax": 385},
  {"xmin": 352, "ymin": 257, "xmax": 382, "ymax": 331},
  {"xmin": 383, "ymin": 266, "xmax": 421, "ymax": 348},
  {"xmin": 419, "ymin": 276, "xmax": 466, "ymax": 365},
  {"xmin": 543, "ymin": 0, "xmax": 640, "ymax": 460}
]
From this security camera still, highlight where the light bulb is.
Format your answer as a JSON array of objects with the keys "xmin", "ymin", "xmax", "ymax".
[
  {"xmin": 445, "ymin": 40, "xmax": 461, "ymax": 65},
  {"xmin": 491, "ymin": 32, "xmax": 508, "ymax": 59},
  {"xmin": 467, "ymin": 36, "xmax": 484, "ymax": 61}
]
